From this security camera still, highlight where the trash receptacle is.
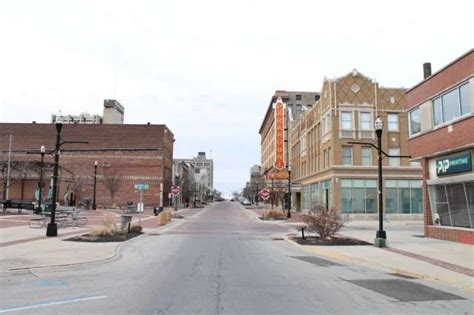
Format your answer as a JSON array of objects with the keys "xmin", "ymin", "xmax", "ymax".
[
  {"xmin": 153, "ymin": 207, "xmax": 163, "ymax": 216},
  {"xmin": 121, "ymin": 215, "xmax": 133, "ymax": 231}
]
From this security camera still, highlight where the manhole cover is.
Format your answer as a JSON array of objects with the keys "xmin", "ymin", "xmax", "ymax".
[
  {"xmin": 291, "ymin": 256, "xmax": 342, "ymax": 267},
  {"xmin": 347, "ymin": 279, "xmax": 464, "ymax": 302}
]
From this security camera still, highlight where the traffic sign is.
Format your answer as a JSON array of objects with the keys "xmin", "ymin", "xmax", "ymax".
[
  {"xmin": 259, "ymin": 188, "xmax": 271, "ymax": 200},
  {"xmin": 134, "ymin": 183, "xmax": 149, "ymax": 190},
  {"xmin": 171, "ymin": 185, "xmax": 181, "ymax": 196}
]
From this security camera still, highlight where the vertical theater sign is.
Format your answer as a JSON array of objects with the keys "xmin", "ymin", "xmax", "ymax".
[{"xmin": 273, "ymin": 97, "xmax": 286, "ymax": 170}]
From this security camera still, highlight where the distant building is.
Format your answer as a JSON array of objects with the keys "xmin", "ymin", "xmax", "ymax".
[
  {"xmin": 176, "ymin": 152, "xmax": 214, "ymax": 191},
  {"xmin": 51, "ymin": 99, "xmax": 124, "ymax": 125},
  {"xmin": 406, "ymin": 49, "xmax": 473, "ymax": 243}
]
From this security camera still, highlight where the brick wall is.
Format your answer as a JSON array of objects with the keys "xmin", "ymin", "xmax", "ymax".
[
  {"xmin": 0, "ymin": 123, "xmax": 174, "ymax": 207},
  {"xmin": 408, "ymin": 117, "xmax": 474, "ymax": 160},
  {"xmin": 406, "ymin": 50, "xmax": 474, "ymax": 108}
]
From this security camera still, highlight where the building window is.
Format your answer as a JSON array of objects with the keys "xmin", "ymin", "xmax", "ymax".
[
  {"xmin": 341, "ymin": 111, "xmax": 353, "ymax": 138},
  {"xmin": 341, "ymin": 179, "xmax": 377, "ymax": 214},
  {"xmin": 295, "ymin": 104, "xmax": 302, "ymax": 119},
  {"xmin": 296, "ymin": 94, "xmax": 302, "ymax": 101},
  {"xmin": 410, "ymin": 161, "xmax": 421, "ymax": 167},
  {"xmin": 361, "ymin": 146, "xmax": 372, "ymax": 166},
  {"xmin": 385, "ymin": 180, "xmax": 422, "ymax": 214},
  {"xmin": 433, "ymin": 82, "xmax": 471, "ymax": 126},
  {"xmin": 360, "ymin": 112, "xmax": 371, "ymax": 130},
  {"xmin": 429, "ymin": 181, "xmax": 473, "ymax": 228},
  {"xmin": 409, "ymin": 107, "xmax": 421, "ymax": 136},
  {"xmin": 388, "ymin": 148, "xmax": 400, "ymax": 166},
  {"xmin": 387, "ymin": 114, "xmax": 399, "ymax": 132},
  {"xmin": 341, "ymin": 111, "xmax": 352, "ymax": 130},
  {"xmin": 359, "ymin": 112, "xmax": 372, "ymax": 138},
  {"xmin": 342, "ymin": 146, "xmax": 352, "ymax": 165}
]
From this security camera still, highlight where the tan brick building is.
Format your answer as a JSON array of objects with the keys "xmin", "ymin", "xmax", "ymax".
[
  {"xmin": 290, "ymin": 70, "xmax": 422, "ymax": 218},
  {"xmin": 406, "ymin": 49, "xmax": 474, "ymax": 243},
  {"xmin": 1, "ymin": 123, "xmax": 175, "ymax": 208}
]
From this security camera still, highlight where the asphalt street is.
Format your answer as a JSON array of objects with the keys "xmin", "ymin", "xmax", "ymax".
[{"xmin": 0, "ymin": 202, "xmax": 472, "ymax": 314}]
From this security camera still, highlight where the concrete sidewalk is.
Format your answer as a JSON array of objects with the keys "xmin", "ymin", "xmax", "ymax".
[
  {"xmin": 0, "ymin": 207, "xmax": 206, "ymax": 273},
  {"xmin": 286, "ymin": 220, "xmax": 474, "ymax": 291}
]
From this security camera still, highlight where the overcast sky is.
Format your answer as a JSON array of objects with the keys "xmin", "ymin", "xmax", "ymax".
[{"xmin": 0, "ymin": 0, "xmax": 472, "ymax": 195}]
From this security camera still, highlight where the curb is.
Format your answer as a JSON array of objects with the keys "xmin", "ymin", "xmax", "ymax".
[{"xmin": 283, "ymin": 236, "xmax": 474, "ymax": 292}]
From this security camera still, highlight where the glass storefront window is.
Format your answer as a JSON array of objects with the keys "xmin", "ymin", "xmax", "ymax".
[
  {"xmin": 446, "ymin": 183, "xmax": 470, "ymax": 228},
  {"xmin": 429, "ymin": 182, "xmax": 474, "ymax": 228},
  {"xmin": 339, "ymin": 179, "xmax": 376, "ymax": 214},
  {"xmin": 384, "ymin": 179, "xmax": 422, "ymax": 214}
]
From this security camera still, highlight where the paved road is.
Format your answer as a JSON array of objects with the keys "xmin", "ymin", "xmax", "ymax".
[{"xmin": 0, "ymin": 202, "xmax": 472, "ymax": 314}]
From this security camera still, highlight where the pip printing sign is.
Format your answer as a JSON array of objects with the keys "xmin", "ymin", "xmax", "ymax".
[
  {"xmin": 436, "ymin": 151, "xmax": 472, "ymax": 177},
  {"xmin": 273, "ymin": 97, "xmax": 286, "ymax": 170}
]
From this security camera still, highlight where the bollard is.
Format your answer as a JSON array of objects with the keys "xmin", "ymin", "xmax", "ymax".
[{"xmin": 301, "ymin": 227, "xmax": 305, "ymax": 240}]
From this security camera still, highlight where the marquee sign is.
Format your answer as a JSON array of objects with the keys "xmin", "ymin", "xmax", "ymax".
[
  {"xmin": 436, "ymin": 151, "xmax": 472, "ymax": 177},
  {"xmin": 273, "ymin": 97, "xmax": 286, "ymax": 170}
]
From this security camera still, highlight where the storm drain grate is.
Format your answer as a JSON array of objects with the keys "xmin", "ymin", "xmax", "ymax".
[
  {"xmin": 291, "ymin": 256, "xmax": 342, "ymax": 267},
  {"xmin": 347, "ymin": 279, "xmax": 464, "ymax": 302}
]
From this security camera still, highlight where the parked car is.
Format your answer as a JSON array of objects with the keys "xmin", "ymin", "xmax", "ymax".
[{"xmin": 240, "ymin": 198, "xmax": 251, "ymax": 206}]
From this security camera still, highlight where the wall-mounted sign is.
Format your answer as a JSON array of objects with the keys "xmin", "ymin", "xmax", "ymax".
[
  {"xmin": 436, "ymin": 151, "xmax": 472, "ymax": 177},
  {"xmin": 273, "ymin": 97, "xmax": 286, "ymax": 170}
]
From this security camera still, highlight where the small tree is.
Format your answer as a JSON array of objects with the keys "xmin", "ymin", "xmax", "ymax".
[
  {"xmin": 102, "ymin": 169, "xmax": 123, "ymax": 207},
  {"xmin": 302, "ymin": 205, "xmax": 343, "ymax": 240}
]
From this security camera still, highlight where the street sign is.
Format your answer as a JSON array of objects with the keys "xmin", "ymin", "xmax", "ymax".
[
  {"xmin": 134, "ymin": 183, "xmax": 149, "ymax": 190},
  {"xmin": 259, "ymin": 188, "xmax": 271, "ymax": 200},
  {"xmin": 171, "ymin": 185, "xmax": 181, "ymax": 196}
]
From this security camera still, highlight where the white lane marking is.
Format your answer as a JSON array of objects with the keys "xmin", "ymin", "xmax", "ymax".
[{"xmin": 0, "ymin": 295, "xmax": 107, "ymax": 313}]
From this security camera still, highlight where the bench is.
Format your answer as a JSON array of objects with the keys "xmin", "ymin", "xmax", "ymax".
[{"xmin": 2, "ymin": 200, "xmax": 36, "ymax": 213}]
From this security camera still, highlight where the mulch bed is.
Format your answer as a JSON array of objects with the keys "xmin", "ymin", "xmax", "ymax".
[
  {"xmin": 292, "ymin": 236, "xmax": 371, "ymax": 246},
  {"xmin": 258, "ymin": 217, "xmax": 286, "ymax": 221},
  {"xmin": 65, "ymin": 232, "xmax": 142, "ymax": 243}
]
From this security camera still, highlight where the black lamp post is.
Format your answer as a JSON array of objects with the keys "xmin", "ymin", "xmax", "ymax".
[
  {"xmin": 37, "ymin": 145, "xmax": 46, "ymax": 214},
  {"xmin": 374, "ymin": 117, "xmax": 387, "ymax": 245},
  {"xmin": 287, "ymin": 166, "xmax": 292, "ymax": 218},
  {"xmin": 46, "ymin": 123, "xmax": 62, "ymax": 237},
  {"xmin": 92, "ymin": 160, "xmax": 98, "ymax": 210}
]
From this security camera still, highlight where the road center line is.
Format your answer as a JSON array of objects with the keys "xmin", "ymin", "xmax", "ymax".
[{"xmin": 0, "ymin": 295, "xmax": 107, "ymax": 313}]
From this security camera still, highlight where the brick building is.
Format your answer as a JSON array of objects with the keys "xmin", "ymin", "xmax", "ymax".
[
  {"xmin": 259, "ymin": 91, "xmax": 320, "ymax": 192},
  {"xmin": 406, "ymin": 49, "xmax": 474, "ymax": 243},
  {"xmin": 290, "ymin": 70, "xmax": 422, "ymax": 218},
  {"xmin": 1, "ymin": 123, "xmax": 175, "ymax": 208}
]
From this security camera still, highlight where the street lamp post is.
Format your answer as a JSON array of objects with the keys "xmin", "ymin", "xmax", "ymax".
[
  {"xmin": 287, "ymin": 166, "xmax": 292, "ymax": 218},
  {"xmin": 374, "ymin": 117, "xmax": 387, "ymax": 246},
  {"xmin": 92, "ymin": 161, "xmax": 98, "ymax": 210},
  {"xmin": 37, "ymin": 145, "xmax": 46, "ymax": 214},
  {"xmin": 46, "ymin": 123, "xmax": 62, "ymax": 237}
]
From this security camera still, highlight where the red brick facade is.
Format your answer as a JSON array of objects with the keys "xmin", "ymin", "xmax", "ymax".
[
  {"xmin": 407, "ymin": 50, "xmax": 474, "ymax": 244},
  {"xmin": 1, "ymin": 123, "xmax": 175, "ymax": 208}
]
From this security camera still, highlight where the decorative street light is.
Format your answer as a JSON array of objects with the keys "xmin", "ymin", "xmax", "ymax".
[
  {"xmin": 46, "ymin": 123, "xmax": 63, "ymax": 237},
  {"xmin": 348, "ymin": 117, "xmax": 411, "ymax": 247},
  {"xmin": 374, "ymin": 117, "xmax": 386, "ymax": 246},
  {"xmin": 37, "ymin": 145, "xmax": 46, "ymax": 214},
  {"xmin": 92, "ymin": 160, "xmax": 98, "ymax": 210},
  {"xmin": 287, "ymin": 165, "xmax": 292, "ymax": 219}
]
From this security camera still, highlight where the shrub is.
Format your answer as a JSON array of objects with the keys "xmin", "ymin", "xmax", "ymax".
[
  {"xmin": 157, "ymin": 212, "xmax": 168, "ymax": 226},
  {"xmin": 264, "ymin": 208, "xmax": 285, "ymax": 220},
  {"xmin": 302, "ymin": 206, "xmax": 343, "ymax": 240},
  {"xmin": 90, "ymin": 214, "xmax": 120, "ymax": 236},
  {"xmin": 129, "ymin": 224, "xmax": 143, "ymax": 233},
  {"xmin": 90, "ymin": 225, "xmax": 118, "ymax": 237}
]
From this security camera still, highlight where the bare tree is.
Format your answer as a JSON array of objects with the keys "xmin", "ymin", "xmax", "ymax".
[{"xmin": 102, "ymin": 169, "xmax": 123, "ymax": 207}]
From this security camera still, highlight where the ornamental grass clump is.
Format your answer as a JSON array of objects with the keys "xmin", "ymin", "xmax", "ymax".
[
  {"xmin": 264, "ymin": 208, "xmax": 285, "ymax": 220},
  {"xmin": 90, "ymin": 214, "xmax": 119, "ymax": 236},
  {"xmin": 302, "ymin": 205, "xmax": 343, "ymax": 240}
]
